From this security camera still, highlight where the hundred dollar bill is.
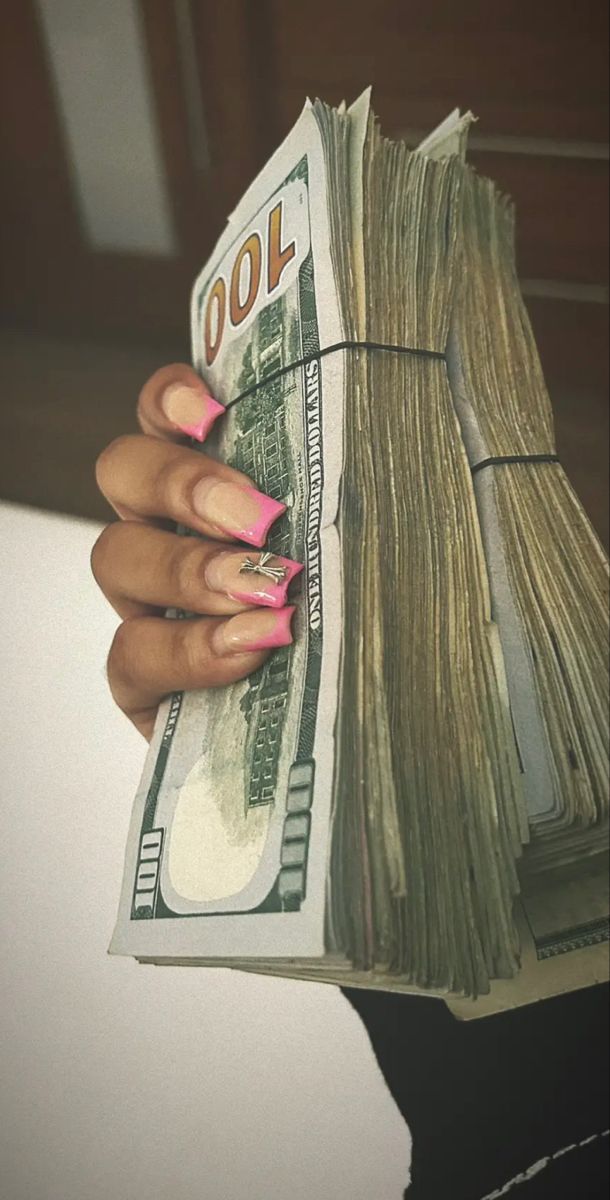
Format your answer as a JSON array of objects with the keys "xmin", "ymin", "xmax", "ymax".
[
  {"xmin": 110, "ymin": 100, "xmax": 357, "ymax": 962},
  {"xmin": 110, "ymin": 91, "xmax": 608, "ymax": 1011}
]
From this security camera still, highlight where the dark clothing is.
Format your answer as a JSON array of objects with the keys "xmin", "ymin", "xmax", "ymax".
[{"xmin": 342, "ymin": 982, "xmax": 609, "ymax": 1199}]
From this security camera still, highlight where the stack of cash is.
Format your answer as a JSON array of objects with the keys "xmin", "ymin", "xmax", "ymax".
[{"xmin": 111, "ymin": 92, "xmax": 609, "ymax": 1017}]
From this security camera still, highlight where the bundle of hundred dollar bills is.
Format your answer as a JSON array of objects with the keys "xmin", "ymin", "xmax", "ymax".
[{"xmin": 111, "ymin": 91, "xmax": 609, "ymax": 1017}]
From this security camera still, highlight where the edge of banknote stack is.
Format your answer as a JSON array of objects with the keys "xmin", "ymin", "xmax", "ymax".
[{"xmin": 109, "ymin": 89, "xmax": 609, "ymax": 1019}]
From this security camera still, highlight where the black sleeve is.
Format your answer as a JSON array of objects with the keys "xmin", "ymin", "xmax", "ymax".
[{"xmin": 341, "ymin": 982, "xmax": 609, "ymax": 1199}]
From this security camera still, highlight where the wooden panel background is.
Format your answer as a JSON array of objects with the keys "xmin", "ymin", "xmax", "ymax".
[
  {"xmin": 0, "ymin": 0, "xmax": 607, "ymax": 546},
  {"xmin": 269, "ymin": 0, "xmax": 609, "ymax": 140}
]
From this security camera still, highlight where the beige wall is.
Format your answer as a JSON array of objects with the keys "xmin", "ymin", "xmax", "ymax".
[{"xmin": 0, "ymin": 502, "xmax": 409, "ymax": 1200}]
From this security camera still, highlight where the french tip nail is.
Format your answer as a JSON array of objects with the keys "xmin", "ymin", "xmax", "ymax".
[
  {"xmin": 214, "ymin": 605, "xmax": 296, "ymax": 656},
  {"xmin": 276, "ymin": 559, "xmax": 304, "ymax": 589},
  {"xmin": 181, "ymin": 398, "xmax": 225, "ymax": 442},
  {"xmin": 241, "ymin": 492, "xmax": 287, "ymax": 547},
  {"xmin": 206, "ymin": 396, "xmax": 226, "ymax": 417},
  {"xmin": 270, "ymin": 563, "xmax": 304, "ymax": 606},
  {"xmin": 162, "ymin": 384, "xmax": 225, "ymax": 441},
  {"xmin": 223, "ymin": 556, "xmax": 304, "ymax": 608},
  {"xmin": 278, "ymin": 604, "xmax": 296, "ymax": 640},
  {"xmin": 249, "ymin": 606, "xmax": 295, "ymax": 650}
]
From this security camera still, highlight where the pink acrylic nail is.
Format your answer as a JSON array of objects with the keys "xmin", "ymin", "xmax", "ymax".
[
  {"xmin": 191, "ymin": 479, "xmax": 287, "ymax": 546},
  {"xmin": 213, "ymin": 606, "xmax": 296, "ymax": 656},
  {"xmin": 230, "ymin": 557, "xmax": 304, "ymax": 609},
  {"xmin": 162, "ymin": 383, "xmax": 225, "ymax": 442},
  {"xmin": 179, "ymin": 396, "xmax": 225, "ymax": 442},
  {"xmin": 243, "ymin": 606, "xmax": 295, "ymax": 651},
  {"xmin": 237, "ymin": 489, "xmax": 287, "ymax": 548}
]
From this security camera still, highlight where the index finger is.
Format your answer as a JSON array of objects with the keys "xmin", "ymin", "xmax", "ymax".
[{"xmin": 137, "ymin": 363, "xmax": 225, "ymax": 444}]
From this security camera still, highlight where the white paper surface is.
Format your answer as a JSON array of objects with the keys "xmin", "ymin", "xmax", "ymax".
[{"xmin": 0, "ymin": 501, "xmax": 408, "ymax": 1200}]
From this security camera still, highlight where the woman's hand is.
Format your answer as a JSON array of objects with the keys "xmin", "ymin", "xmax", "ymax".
[{"xmin": 91, "ymin": 363, "xmax": 302, "ymax": 740}]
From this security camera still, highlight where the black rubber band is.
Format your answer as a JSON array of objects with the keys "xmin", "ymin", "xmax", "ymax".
[
  {"xmin": 472, "ymin": 454, "xmax": 560, "ymax": 475},
  {"xmin": 223, "ymin": 339, "xmax": 446, "ymax": 410},
  {"xmin": 219, "ymin": 345, "xmax": 562, "ymax": 478}
]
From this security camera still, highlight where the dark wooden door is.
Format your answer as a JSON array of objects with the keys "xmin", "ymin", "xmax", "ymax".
[
  {"xmin": 0, "ymin": 0, "xmax": 607, "ymax": 540},
  {"xmin": 0, "ymin": 0, "xmax": 278, "ymax": 341}
]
